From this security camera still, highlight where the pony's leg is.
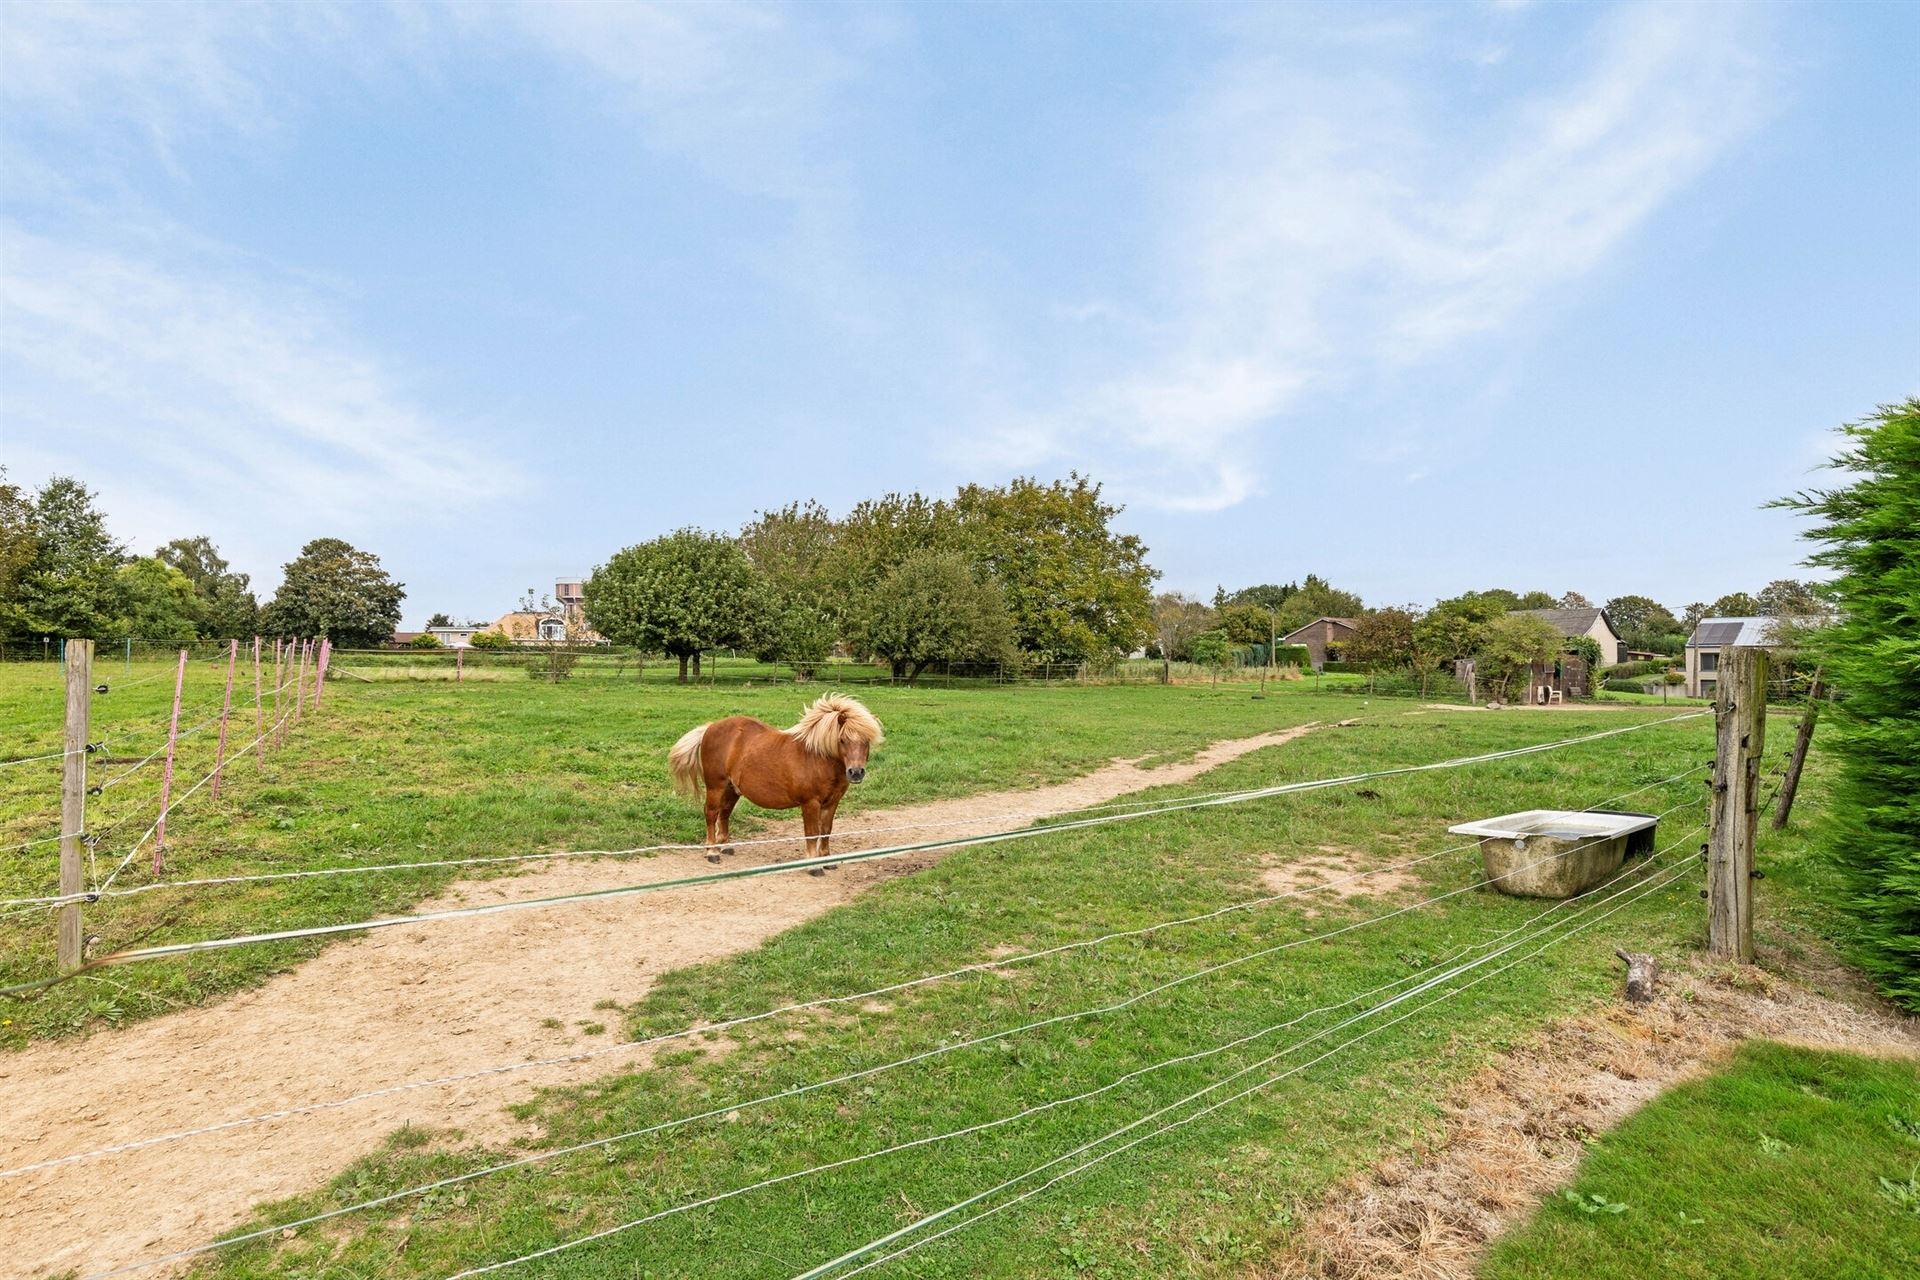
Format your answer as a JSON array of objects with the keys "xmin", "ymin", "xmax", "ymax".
[
  {"xmin": 801, "ymin": 799, "xmax": 827, "ymax": 875},
  {"xmin": 703, "ymin": 785, "xmax": 730, "ymax": 864},
  {"xmin": 717, "ymin": 785, "xmax": 741, "ymax": 856},
  {"xmin": 819, "ymin": 793, "xmax": 843, "ymax": 871}
]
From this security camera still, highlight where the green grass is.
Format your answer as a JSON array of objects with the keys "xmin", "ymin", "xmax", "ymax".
[
  {"xmin": 3, "ymin": 663, "xmax": 1375, "ymax": 1045},
  {"xmin": 174, "ymin": 703, "xmax": 1757, "ymax": 1280},
  {"xmin": 1481, "ymin": 1041, "xmax": 1920, "ymax": 1280},
  {"xmin": 1, "ymin": 666, "xmax": 1874, "ymax": 1280}
]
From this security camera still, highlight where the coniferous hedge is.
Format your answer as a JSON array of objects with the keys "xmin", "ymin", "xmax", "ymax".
[{"xmin": 1775, "ymin": 399, "xmax": 1920, "ymax": 1008}]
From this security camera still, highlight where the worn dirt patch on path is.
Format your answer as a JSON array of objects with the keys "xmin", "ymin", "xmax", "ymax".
[
  {"xmin": 1256, "ymin": 963, "xmax": 1919, "ymax": 1280},
  {"xmin": 1258, "ymin": 846, "xmax": 1423, "ymax": 914},
  {"xmin": 0, "ymin": 723, "xmax": 1318, "ymax": 1279}
]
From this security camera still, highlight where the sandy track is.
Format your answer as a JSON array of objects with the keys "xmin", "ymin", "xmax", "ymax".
[{"xmin": 0, "ymin": 724, "xmax": 1319, "ymax": 1280}]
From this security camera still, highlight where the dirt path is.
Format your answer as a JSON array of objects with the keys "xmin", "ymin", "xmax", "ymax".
[
  {"xmin": 0, "ymin": 724, "xmax": 1319, "ymax": 1280},
  {"xmin": 1261, "ymin": 962, "xmax": 1919, "ymax": 1280}
]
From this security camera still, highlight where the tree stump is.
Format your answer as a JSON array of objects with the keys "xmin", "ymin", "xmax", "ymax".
[{"xmin": 1615, "ymin": 948, "xmax": 1659, "ymax": 1004}]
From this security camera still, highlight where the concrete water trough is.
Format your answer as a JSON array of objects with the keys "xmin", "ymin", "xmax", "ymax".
[{"xmin": 1446, "ymin": 809, "xmax": 1659, "ymax": 898}]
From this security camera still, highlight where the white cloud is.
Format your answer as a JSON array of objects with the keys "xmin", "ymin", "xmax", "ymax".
[
  {"xmin": 0, "ymin": 226, "xmax": 502, "ymax": 539},
  {"xmin": 995, "ymin": 3, "xmax": 1777, "ymax": 512}
]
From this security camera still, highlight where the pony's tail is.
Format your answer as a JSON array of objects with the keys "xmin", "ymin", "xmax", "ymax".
[{"xmin": 668, "ymin": 724, "xmax": 708, "ymax": 800}]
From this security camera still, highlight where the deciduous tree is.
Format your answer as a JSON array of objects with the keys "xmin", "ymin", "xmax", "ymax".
[
  {"xmin": 6, "ymin": 476, "xmax": 129, "ymax": 636},
  {"xmin": 855, "ymin": 549, "xmax": 1015, "ymax": 683},
  {"xmin": 1152, "ymin": 592, "xmax": 1213, "ymax": 664},
  {"xmin": 156, "ymin": 536, "xmax": 259, "ymax": 638},
  {"xmin": 1347, "ymin": 608, "xmax": 1418, "ymax": 672},
  {"xmin": 261, "ymin": 538, "xmax": 405, "ymax": 649},
  {"xmin": 584, "ymin": 529, "xmax": 764, "ymax": 682},
  {"xmin": 1476, "ymin": 613, "xmax": 1561, "ymax": 700},
  {"xmin": 945, "ymin": 474, "xmax": 1155, "ymax": 661},
  {"xmin": 1271, "ymin": 574, "xmax": 1364, "ymax": 635},
  {"xmin": 114, "ymin": 557, "xmax": 200, "ymax": 642},
  {"xmin": 1757, "ymin": 578, "xmax": 1828, "ymax": 617}
]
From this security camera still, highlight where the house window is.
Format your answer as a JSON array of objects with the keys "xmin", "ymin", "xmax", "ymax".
[
  {"xmin": 538, "ymin": 618, "xmax": 565, "ymax": 642},
  {"xmin": 1700, "ymin": 651, "xmax": 1718, "ymax": 672}
]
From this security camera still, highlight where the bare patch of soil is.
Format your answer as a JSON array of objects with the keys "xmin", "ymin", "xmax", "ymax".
[
  {"xmin": 0, "ymin": 724, "xmax": 1318, "ymax": 1279},
  {"xmin": 1258, "ymin": 846, "xmax": 1424, "ymax": 914},
  {"xmin": 1256, "ymin": 963, "xmax": 1920, "ymax": 1280}
]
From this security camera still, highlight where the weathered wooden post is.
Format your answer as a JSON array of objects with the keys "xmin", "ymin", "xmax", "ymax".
[
  {"xmin": 1708, "ymin": 646, "xmax": 1768, "ymax": 961},
  {"xmin": 1772, "ymin": 668, "xmax": 1822, "ymax": 831},
  {"xmin": 153, "ymin": 646, "xmax": 188, "ymax": 875},
  {"xmin": 1615, "ymin": 948, "xmax": 1659, "ymax": 1003},
  {"xmin": 456, "ymin": 645, "xmax": 465, "ymax": 682},
  {"xmin": 270, "ymin": 639, "xmax": 284, "ymax": 751},
  {"xmin": 211, "ymin": 639, "xmax": 237, "ymax": 800},
  {"xmin": 58, "ymin": 639, "xmax": 92, "ymax": 972}
]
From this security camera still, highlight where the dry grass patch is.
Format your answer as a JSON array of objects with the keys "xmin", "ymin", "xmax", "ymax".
[{"xmin": 1258, "ymin": 962, "xmax": 1918, "ymax": 1280}]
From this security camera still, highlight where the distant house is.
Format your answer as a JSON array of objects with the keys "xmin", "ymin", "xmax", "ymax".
[
  {"xmin": 476, "ymin": 577, "xmax": 605, "ymax": 647},
  {"xmin": 1512, "ymin": 607, "xmax": 1625, "ymax": 667},
  {"xmin": 390, "ymin": 631, "xmax": 425, "ymax": 647},
  {"xmin": 1683, "ymin": 617, "xmax": 1793, "ymax": 699},
  {"xmin": 427, "ymin": 625, "xmax": 481, "ymax": 649},
  {"xmin": 488, "ymin": 609, "xmax": 571, "ymax": 644},
  {"xmin": 1279, "ymin": 617, "xmax": 1358, "ymax": 671}
]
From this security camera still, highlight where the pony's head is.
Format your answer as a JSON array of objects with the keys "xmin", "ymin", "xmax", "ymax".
[{"xmin": 787, "ymin": 693, "xmax": 885, "ymax": 782}]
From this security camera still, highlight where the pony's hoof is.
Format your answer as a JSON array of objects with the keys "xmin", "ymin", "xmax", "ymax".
[
  {"xmin": 705, "ymin": 853, "xmax": 721, "ymax": 865},
  {"xmin": 808, "ymin": 866, "xmax": 827, "ymax": 877},
  {"xmin": 722, "ymin": 846, "xmax": 736, "ymax": 857}
]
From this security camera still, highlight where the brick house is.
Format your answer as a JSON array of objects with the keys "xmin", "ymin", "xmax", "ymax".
[{"xmin": 1279, "ymin": 617, "xmax": 1358, "ymax": 670}]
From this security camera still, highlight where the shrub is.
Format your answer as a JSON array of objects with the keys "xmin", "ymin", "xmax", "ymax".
[
  {"xmin": 1607, "ymin": 659, "xmax": 1675, "ymax": 680},
  {"xmin": 524, "ymin": 648, "xmax": 580, "ymax": 682},
  {"xmin": 1772, "ymin": 399, "xmax": 1920, "ymax": 1008},
  {"xmin": 408, "ymin": 633, "xmax": 442, "ymax": 649},
  {"xmin": 468, "ymin": 630, "xmax": 512, "ymax": 650}
]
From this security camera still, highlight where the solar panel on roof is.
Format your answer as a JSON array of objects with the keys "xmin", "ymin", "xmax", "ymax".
[{"xmin": 1695, "ymin": 622, "xmax": 1744, "ymax": 646}]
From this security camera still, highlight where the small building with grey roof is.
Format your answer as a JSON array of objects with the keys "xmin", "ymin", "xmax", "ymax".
[{"xmin": 1683, "ymin": 616, "xmax": 1786, "ymax": 699}]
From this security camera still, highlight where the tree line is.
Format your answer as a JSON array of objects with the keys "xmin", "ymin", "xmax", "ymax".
[
  {"xmin": 1152, "ymin": 579, "xmax": 1831, "ymax": 701},
  {"xmin": 0, "ymin": 471, "xmax": 406, "ymax": 649},
  {"xmin": 583, "ymin": 475, "xmax": 1158, "ymax": 683}
]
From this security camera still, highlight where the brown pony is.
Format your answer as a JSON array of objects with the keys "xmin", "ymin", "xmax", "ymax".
[{"xmin": 668, "ymin": 693, "xmax": 885, "ymax": 873}]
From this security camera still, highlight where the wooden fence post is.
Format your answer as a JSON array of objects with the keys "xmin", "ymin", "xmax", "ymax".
[
  {"xmin": 153, "ymin": 646, "xmax": 188, "ymax": 875},
  {"xmin": 457, "ymin": 645, "xmax": 464, "ymax": 682},
  {"xmin": 252, "ymin": 636, "xmax": 264, "ymax": 757},
  {"xmin": 1708, "ymin": 646, "xmax": 1768, "ymax": 962},
  {"xmin": 58, "ymin": 639, "xmax": 92, "ymax": 972},
  {"xmin": 211, "ymin": 639, "xmax": 237, "ymax": 800},
  {"xmin": 1772, "ymin": 668, "xmax": 1821, "ymax": 831},
  {"xmin": 293, "ymin": 639, "xmax": 308, "ymax": 725},
  {"xmin": 270, "ymin": 639, "xmax": 283, "ymax": 751},
  {"xmin": 313, "ymin": 638, "xmax": 330, "ymax": 710}
]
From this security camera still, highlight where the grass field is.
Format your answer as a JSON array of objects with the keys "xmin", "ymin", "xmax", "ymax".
[
  {"xmin": 0, "ymin": 660, "xmax": 1879, "ymax": 1279},
  {"xmin": 1481, "ymin": 1040, "xmax": 1920, "ymax": 1279},
  {"xmin": 3, "ymin": 658, "xmax": 1386, "ymax": 1045}
]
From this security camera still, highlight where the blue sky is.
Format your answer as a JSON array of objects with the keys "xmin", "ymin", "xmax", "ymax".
[{"xmin": 2, "ymin": 0, "xmax": 1915, "ymax": 627}]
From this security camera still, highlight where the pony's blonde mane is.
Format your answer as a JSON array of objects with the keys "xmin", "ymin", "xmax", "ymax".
[{"xmin": 786, "ymin": 693, "xmax": 885, "ymax": 758}]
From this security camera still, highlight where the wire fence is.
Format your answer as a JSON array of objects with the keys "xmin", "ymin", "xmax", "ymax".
[
  {"xmin": 0, "ymin": 648, "xmax": 1724, "ymax": 1280},
  {"xmin": 0, "ymin": 764, "xmax": 1709, "ymax": 1182},
  {"xmin": 79, "ymin": 814, "xmax": 1708, "ymax": 1280},
  {"xmin": 0, "ymin": 639, "xmax": 323, "ymax": 936}
]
